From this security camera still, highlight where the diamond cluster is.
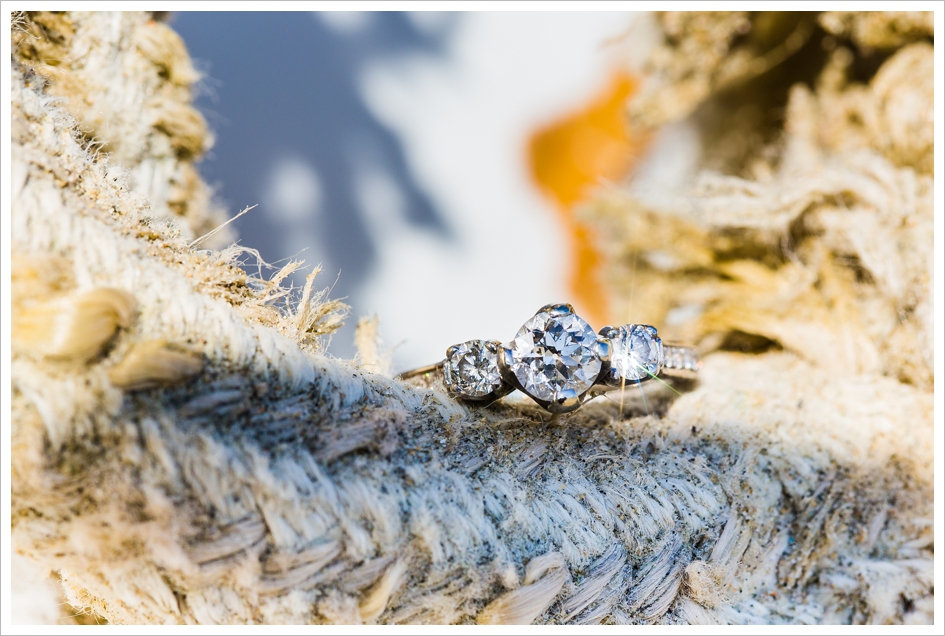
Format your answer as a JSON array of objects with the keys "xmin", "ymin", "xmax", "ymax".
[
  {"xmin": 507, "ymin": 307, "xmax": 602, "ymax": 402},
  {"xmin": 442, "ymin": 307, "xmax": 672, "ymax": 408},
  {"xmin": 608, "ymin": 324, "xmax": 663, "ymax": 383},
  {"xmin": 443, "ymin": 339, "xmax": 503, "ymax": 398}
]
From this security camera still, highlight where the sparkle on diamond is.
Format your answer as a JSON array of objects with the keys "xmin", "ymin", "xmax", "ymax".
[
  {"xmin": 507, "ymin": 310, "xmax": 602, "ymax": 402},
  {"xmin": 609, "ymin": 324, "xmax": 662, "ymax": 382},
  {"xmin": 444, "ymin": 340, "xmax": 502, "ymax": 398}
]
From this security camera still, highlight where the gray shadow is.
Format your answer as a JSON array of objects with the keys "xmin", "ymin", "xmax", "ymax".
[{"xmin": 172, "ymin": 11, "xmax": 457, "ymax": 358}]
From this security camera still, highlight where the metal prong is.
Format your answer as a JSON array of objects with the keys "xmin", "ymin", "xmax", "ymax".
[
  {"xmin": 446, "ymin": 344, "xmax": 460, "ymax": 358},
  {"xmin": 498, "ymin": 347, "xmax": 514, "ymax": 374},
  {"xmin": 598, "ymin": 325, "xmax": 618, "ymax": 339},
  {"xmin": 548, "ymin": 388, "xmax": 582, "ymax": 413},
  {"xmin": 596, "ymin": 337, "xmax": 612, "ymax": 363},
  {"xmin": 539, "ymin": 303, "xmax": 574, "ymax": 316}
]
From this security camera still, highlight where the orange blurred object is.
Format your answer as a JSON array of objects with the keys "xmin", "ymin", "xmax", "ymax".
[{"xmin": 528, "ymin": 72, "xmax": 643, "ymax": 326}]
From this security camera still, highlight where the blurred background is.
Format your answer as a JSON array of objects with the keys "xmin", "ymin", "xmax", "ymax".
[{"xmin": 171, "ymin": 11, "xmax": 651, "ymax": 371}]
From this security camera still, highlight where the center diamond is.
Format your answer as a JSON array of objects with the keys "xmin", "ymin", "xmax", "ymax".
[{"xmin": 507, "ymin": 306, "xmax": 602, "ymax": 402}]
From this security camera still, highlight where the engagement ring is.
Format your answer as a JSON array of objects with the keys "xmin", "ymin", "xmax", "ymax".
[{"xmin": 397, "ymin": 303, "xmax": 700, "ymax": 414}]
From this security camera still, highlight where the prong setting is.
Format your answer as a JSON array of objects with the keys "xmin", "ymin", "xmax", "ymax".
[
  {"xmin": 596, "ymin": 337, "xmax": 612, "ymax": 363},
  {"xmin": 549, "ymin": 388, "xmax": 582, "ymax": 413},
  {"xmin": 598, "ymin": 325, "xmax": 619, "ymax": 340},
  {"xmin": 498, "ymin": 346, "xmax": 514, "ymax": 374},
  {"xmin": 539, "ymin": 303, "xmax": 574, "ymax": 316}
]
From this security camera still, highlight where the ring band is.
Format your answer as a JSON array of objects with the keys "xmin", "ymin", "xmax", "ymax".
[{"xmin": 397, "ymin": 303, "xmax": 700, "ymax": 414}]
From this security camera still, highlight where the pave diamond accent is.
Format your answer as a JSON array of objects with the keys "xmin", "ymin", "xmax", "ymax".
[
  {"xmin": 444, "ymin": 339, "xmax": 502, "ymax": 398},
  {"xmin": 507, "ymin": 307, "xmax": 602, "ymax": 402},
  {"xmin": 662, "ymin": 346, "xmax": 700, "ymax": 371},
  {"xmin": 609, "ymin": 324, "xmax": 663, "ymax": 382}
]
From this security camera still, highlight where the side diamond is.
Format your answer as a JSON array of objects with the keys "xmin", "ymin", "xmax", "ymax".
[
  {"xmin": 609, "ymin": 324, "xmax": 663, "ymax": 382},
  {"xmin": 444, "ymin": 339, "xmax": 502, "ymax": 398}
]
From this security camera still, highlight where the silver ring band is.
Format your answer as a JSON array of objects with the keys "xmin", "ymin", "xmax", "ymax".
[{"xmin": 397, "ymin": 303, "xmax": 700, "ymax": 414}]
